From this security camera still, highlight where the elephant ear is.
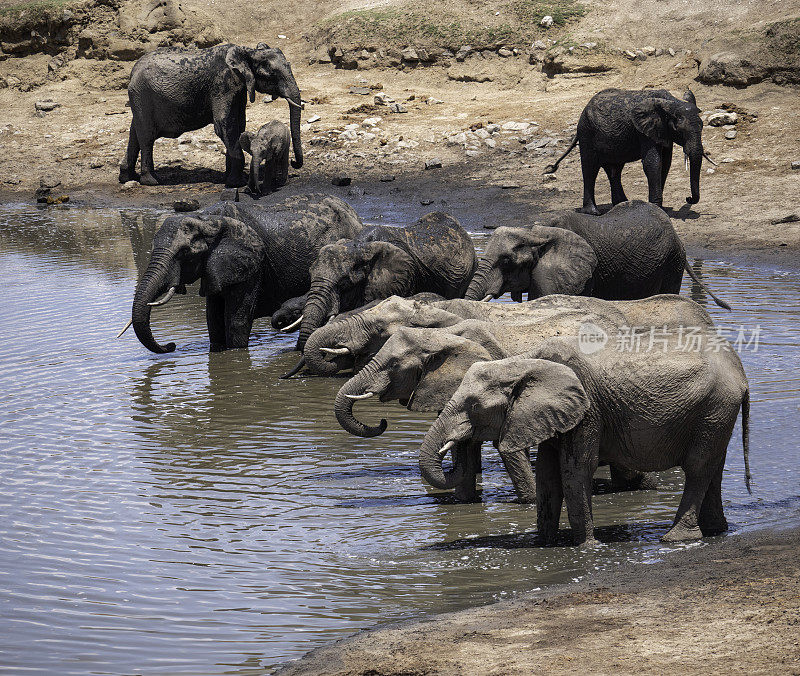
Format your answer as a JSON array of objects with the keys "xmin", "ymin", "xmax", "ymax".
[
  {"xmin": 631, "ymin": 98, "xmax": 671, "ymax": 147},
  {"xmin": 408, "ymin": 336, "xmax": 494, "ymax": 412},
  {"xmin": 682, "ymin": 88, "xmax": 697, "ymax": 107},
  {"xmin": 200, "ymin": 217, "xmax": 266, "ymax": 296},
  {"xmin": 525, "ymin": 225, "xmax": 597, "ymax": 297},
  {"xmin": 446, "ymin": 320, "xmax": 506, "ymax": 360},
  {"xmin": 226, "ymin": 45, "xmax": 256, "ymax": 103},
  {"xmin": 239, "ymin": 131, "xmax": 252, "ymax": 155},
  {"xmin": 498, "ymin": 359, "xmax": 590, "ymax": 455},
  {"xmin": 358, "ymin": 241, "xmax": 416, "ymax": 302}
]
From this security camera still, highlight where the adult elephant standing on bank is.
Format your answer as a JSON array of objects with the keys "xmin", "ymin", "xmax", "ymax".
[
  {"xmin": 120, "ymin": 195, "xmax": 363, "ymax": 353},
  {"xmin": 544, "ymin": 88, "xmax": 713, "ymax": 214},
  {"xmin": 120, "ymin": 43, "xmax": 303, "ymax": 187},
  {"xmin": 295, "ymin": 213, "xmax": 477, "ymax": 351}
]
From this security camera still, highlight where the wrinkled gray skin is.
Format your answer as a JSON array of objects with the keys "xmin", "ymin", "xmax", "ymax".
[
  {"xmin": 240, "ymin": 120, "xmax": 290, "ymax": 196},
  {"xmin": 334, "ymin": 294, "xmax": 716, "ymax": 500},
  {"xmin": 545, "ymin": 88, "xmax": 708, "ymax": 215},
  {"xmin": 420, "ymin": 335, "xmax": 750, "ymax": 545},
  {"xmin": 466, "ymin": 200, "xmax": 729, "ymax": 310},
  {"xmin": 128, "ymin": 194, "xmax": 363, "ymax": 353},
  {"xmin": 120, "ymin": 43, "xmax": 302, "ymax": 187},
  {"xmin": 296, "ymin": 212, "xmax": 477, "ymax": 351}
]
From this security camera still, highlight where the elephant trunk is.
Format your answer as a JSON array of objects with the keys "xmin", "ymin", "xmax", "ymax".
[
  {"xmin": 298, "ymin": 280, "xmax": 336, "ymax": 352},
  {"xmin": 302, "ymin": 323, "xmax": 348, "ymax": 376},
  {"xmin": 334, "ymin": 360, "xmax": 389, "ymax": 437},
  {"xmin": 251, "ymin": 153, "xmax": 262, "ymax": 196},
  {"xmin": 283, "ymin": 78, "xmax": 303, "ymax": 170},
  {"xmin": 685, "ymin": 140, "xmax": 702, "ymax": 205},
  {"xmin": 464, "ymin": 259, "xmax": 502, "ymax": 301},
  {"xmin": 418, "ymin": 406, "xmax": 470, "ymax": 489},
  {"xmin": 132, "ymin": 249, "xmax": 178, "ymax": 354}
]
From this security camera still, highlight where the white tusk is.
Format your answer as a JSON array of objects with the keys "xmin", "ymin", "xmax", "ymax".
[
  {"xmin": 684, "ymin": 154, "xmax": 690, "ymax": 173},
  {"xmin": 703, "ymin": 151, "xmax": 718, "ymax": 167},
  {"xmin": 285, "ymin": 98, "xmax": 303, "ymax": 110},
  {"xmin": 345, "ymin": 392, "xmax": 374, "ymax": 400},
  {"xmin": 481, "ymin": 295, "xmax": 493, "ymax": 302},
  {"xmin": 279, "ymin": 314, "xmax": 304, "ymax": 332},
  {"xmin": 320, "ymin": 347, "xmax": 350, "ymax": 356},
  {"xmin": 116, "ymin": 318, "xmax": 133, "ymax": 338},
  {"xmin": 438, "ymin": 440, "xmax": 455, "ymax": 458},
  {"xmin": 148, "ymin": 286, "xmax": 176, "ymax": 307}
]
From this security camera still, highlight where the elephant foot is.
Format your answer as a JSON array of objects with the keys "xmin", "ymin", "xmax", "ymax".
[
  {"xmin": 119, "ymin": 167, "xmax": 139, "ymax": 184},
  {"xmin": 661, "ymin": 523, "xmax": 703, "ymax": 542},
  {"xmin": 140, "ymin": 172, "xmax": 161, "ymax": 186},
  {"xmin": 226, "ymin": 173, "xmax": 247, "ymax": 189},
  {"xmin": 578, "ymin": 204, "xmax": 600, "ymax": 216}
]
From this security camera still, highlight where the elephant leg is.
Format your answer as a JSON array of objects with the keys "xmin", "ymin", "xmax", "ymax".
[
  {"xmin": 206, "ymin": 295, "xmax": 227, "ymax": 352},
  {"xmin": 137, "ymin": 125, "xmax": 160, "ymax": 186},
  {"xmin": 662, "ymin": 453, "xmax": 717, "ymax": 542},
  {"xmin": 698, "ymin": 453, "xmax": 728, "ymax": 536},
  {"xmin": 453, "ymin": 441, "xmax": 481, "ymax": 503},
  {"xmin": 214, "ymin": 99, "xmax": 247, "ymax": 188},
  {"xmin": 603, "ymin": 163, "xmax": 628, "ymax": 205},
  {"xmin": 641, "ymin": 144, "xmax": 664, "ymax": 207},
  {"xmin": 609, "ymin": 464, "xmax": 658, "ymax": 491},
  {"xmin": 247, "ymin": 158, "xmax": 258, "ymax": 194},
  {"xmin": 277, "ymin": 150, "xmax": 289, "ymax": 186},
  {"xmin": 559, "ymin": 427, "xmax": 599, "ymax": 545},
  {"xmin": 536, "ymin": 439, "xmax": 563, "ymax": 544},
  {"xmin": 120, "ymin": 123, "xmax": 141, "ymax": 183},
  {"xmin": 500, "ymin": 448, "xmax": 536, "ymax": 503},
  {"xmin": 223, "ymin": 281, "xmax": 260, "ymax": 349},
  {"xmin": 579, "ymin": 148, "xmax": 601, "ymax": 215},
  {"xmin": 264, "ymin": 161, "xmax": 276, "ymax": 194},
  {"xmin": 660, "ymin": 144, "xmax": 673, "ymax": 192}
]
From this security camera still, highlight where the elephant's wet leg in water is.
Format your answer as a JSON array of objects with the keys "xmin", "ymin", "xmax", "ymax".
[
  {"xmin": 698, "ymin": 453, "xmax": 728, "ymax": 536},
  {"xmin": 603, "ymin": 163, "xmax": 628, "ymax": 205},
  {"xmin": 206, "ymin": 296, "xmax": 226, "ymax": 352},
  {"xmin": 536, "ymin": 439, "xmax": 563, "ymax": 543},
  {"xmin": 559, "ymin": 424, "xmax": 601, "ymax": 544},
  {"xmin": 453, "ymin": 442, "xmax": 482, "ymax": 502}
]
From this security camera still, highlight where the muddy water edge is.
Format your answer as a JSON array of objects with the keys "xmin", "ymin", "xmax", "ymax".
[{"xmin": 0, "ymin": 203, "xmax": 798, "ymax": 675}]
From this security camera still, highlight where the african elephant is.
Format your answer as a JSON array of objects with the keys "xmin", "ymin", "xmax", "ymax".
[
  {"xmin": 240, "ymin": 120, "xmax": 290, "ymax": 195},
  {"xmin": 419, "ymin": 330, "xmax": 750, "ymax": 544},
  {"xmin": 120, "ymin": 194, "xmax": 363, "ymax": 353},
  {"xmin": 544, "ymin": 88, "xmax": 715, "ymax": 214},
  {"xmin": 465, "ymin": 200, "xmax": 730, "ymax": 309},
  {"xmin": 295, "ymin": 212, "xmax": 477, "ymax": 351},
  {"xmin": 120, "ymin": 43, "xmax": 302, "ymax": 187}
]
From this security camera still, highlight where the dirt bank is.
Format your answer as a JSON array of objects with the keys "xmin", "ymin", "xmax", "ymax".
[{"xmin": 276, "ymin": 526, "xmax": 800, "ymax": 675}]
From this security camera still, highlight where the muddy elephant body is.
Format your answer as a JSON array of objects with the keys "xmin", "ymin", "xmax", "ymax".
[
  {"xmin": 240, "ymin": 120, "xmax": 291, "ymax": 195},
  {"xmin": 419, "ymin": 332, "xmax": 750, "ymax": 544},
  {"xmin": 466, "ymin": 200, "xmax": 729, "ymax": 309},
  {"xmin": 545, "ymin": 88, "xmax": 710, "ymax": 214},
  {"xmin": 296, "ymin": 212, "xmax": 477, "ymax": 350},
  {"xmin": 120, "ymin": 43, "xmax": 303, "ymax": 187},
  {"xmin": 128, "ymin": 194, "xmax": 363, "ymax": 353}
]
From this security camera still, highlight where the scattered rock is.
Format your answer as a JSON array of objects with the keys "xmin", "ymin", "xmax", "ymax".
[
  {"xmin": 498, "ymin": 48, "xmax": 513, "ymax": 58},
  {"xmin": 655, "ymin": 48, "xmax": 664, "ymax": 57},
  {"xmin": 642, "ymin": 46, "xmax": 656, "ymax": 56},
  {"xmin": 89, "ymin": 161, "xmax": 104, "ymax": 169},
  {"xmin": 791, "ymin": 161, "xmax": 800, "ymax": 170},
  {"xmin": 389, "ymin": 103, "xmax": 408, "ymax": 113},
  {"xmin": 331, "ymin": 174, "xmax": 352, "ymax": 186},
  {"xmin": 708, "ymin": 111, "xmax": 738, "ymax": 126},
  {"xmin": 771, "ymin": 213, "xmax": 800, "ymax": 225},
  {"xmin": 420, "ymin": 199, "xmax": 434, "ymax": 206},
  {"xmin": 374, "ymin": 92, "xmax": 395, "ymax": 106},
  {"xmin": 623, "ymin": 50, "xmax": 637, "ymax": 60},
  {"xmin": 697, "ymin": 52, "xmax": 765, "ymax": 86},
  {"xmin": 424, "ymin": 158, "xmax": 443, "ymax": 170},
  {"xmin": 501, "ymin": 183, "xmax": 520, "ymax": 189},
  {"xmin": 174, "ymin": 199, "xmax": 200, "ymax": 212},
  {"xmin": 540, "ymin": 15, "xmax": 554, "ymax": 27},
  {"xmin": 455, "ymin": 45, "xmax": 473, "ymax": 62},
  {"xmin": 307, "ymin": 114, "xmax": 321, "ymax": 123},
  {"xmin": 379, "ymin": 174, "xmax": 396, "ymax": 182},
  {"xmin": 426, "ymin": 97, "xmax": 443, "ymax": 105},
  {"xmin": 401, "ymin": 47, "xmax": 419, "ymax": 62},
  {"xmin": 34, "ymin": 100, "xmax": 60, "ymax": 112},
  {"xmin": 350, "ymin": 86, "xmax": 372, "ymax": 95},
  {"xmin": 121, "ymin": 180, "xmax": 140, "ymax": 191},
  {"xmin": 533, "ymin": 40, "xmax": 547, "ymax": 50},
  {"xmin": 37, "ymin": 194, "xmax": 70, "ymax": 205},
  {"xmin": 543, "ymin": 174, "xmax": 557, "ymax": 182},
  {"xmin": 502, "ymin": 121, "xmax": 531, "ymax": 132},
  {"xmin": 725, "ymin": 130, "xmax": 737, "ymax": 140},
  {"xmin": 668, "ymin": 47, "xmax": 676, "ymax": 57},
  {"xmin": 362, "ymin": 117, "xmax": 382, "ymax": 127}
]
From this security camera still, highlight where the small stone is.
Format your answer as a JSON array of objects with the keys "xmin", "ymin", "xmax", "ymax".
[
  {"xmin": 655, "ymin": 48, "xmax": 664, "ymax": 57},
  {"xmin": 307, "ymin": 114, "xmax": 321, "ymax": 123},
  {"xmin": 498, "ymin": 48, "xmax": 513, "ymax": 57},
  {"xmin": 455, "ymin": 45, "xmax": 472, "ymax": 61},
  {"xmin": 501, "ymin": 182, "xmax": 520, "ymax": 189},
  {"xmin": 401, "ymin": 47, "xmax": 419, "ymax": 62},
  {"xmin": 389, "ymin": 103, "xmax": 408, "ymax": 113},
  {"xmin": 543, "ymin": 174, "xmax": 557, "ymax": 182},
  {"xmin": 725, "ymin": 130, "xmax": 737, "ymax": 140},
  {"xmin": 89, "ymin": 161, "xmax": 104, "ymax": 169},
  {"xmin": 362, "ymin": 116, "xmax": 382, "ymax": 127},
  {"xmin": 379, "ymin": 174, "xmax": 395, "ymax": 182},
  {"xmin": 484, "ymin": 138, "xmax": 496, "ymax": 148},
  {"xmin": 790, "ymin": 160, "xmax": 800, "ymax": 170},
  {"xmin": 35, "ymin": 100, "xmax": 60, "ymax": 112},
  {"xmin": 624, "ymin": 50, "xmax": 637, "ymax": 60},
  {"xmin": 708, "ymin": 111, "xmax": 738, "ymax": 126},
  {"xmin": 374, "ymin": 92, "xmax": 395, "ymax": 106},
  {"xmin": 540, "ymin": 15, "xmax": 553, "ymax": 27},
  {"xmin": 533, "ymin": 40, "xmax": 547, "ymax": 50},
  {"xmin": 121, "ymin": 180, "xmax": 139, "ymax": 191},
  {"xmin": 331, "ymin": 174, "xmax": 352, "ymax": 186},
  {"xmin": 425, "ymin": 158, "xmax": 443, "ymax": 170},
  {"xmin": 174, "ymin": 199, "xmax": 200, "ymax": 212},
  {"xmin": 634, "ymin": 50, "xmax": 647, "ymax": 61},
  {"xmin": 350, "ymin": 86, "xmax": 372, "ymax": 95},
  {"xmin": 722, "ymin": 158, "xmax": 735, "ymax": 163},
  {"xmin": 770, "ymin": 213, "xmax": 800, "ymax": 224},
  {"xmin": 642, "ymin": 45, "xmax": 656, "ymax": 56},
  {"xmin": 502, "ymin": 121, "xmax": 531, "ymax": 132},
  {"xmin": 707, "ymin": 168, "xmax": 715, "ymax": 174},
  {"xmin": 426, "ymin": 97, "xmax": 443, "ymax": 105},
  {"xmin": 420, "ymin": 199, "xmax": 434, "ymax": 206},
  {"xmin": 668, "ymin": 47, "xmax": 676, "ymax": 57}
]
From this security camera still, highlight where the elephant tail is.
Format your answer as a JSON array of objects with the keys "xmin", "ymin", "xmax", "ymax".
[
  {"xmin": 683, "ymin": 262, "xmax": 732, "ymax": 310},
  {"xmin": 543, "ymin": 134, "xmax": 578, "ymax": 174},
  {"xmin": 742, "ymin": 388, "xmax": 751, "ymax": 494}
]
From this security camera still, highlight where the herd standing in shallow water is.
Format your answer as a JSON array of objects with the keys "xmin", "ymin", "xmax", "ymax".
[{"xmin": 118, "ymin": 42, "xmax": 750, "ymax": 545}]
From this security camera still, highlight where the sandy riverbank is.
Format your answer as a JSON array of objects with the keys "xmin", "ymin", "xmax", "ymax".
[{"xmin": 276, "ymin": 525, "xmax": 800, "ymax": 675}]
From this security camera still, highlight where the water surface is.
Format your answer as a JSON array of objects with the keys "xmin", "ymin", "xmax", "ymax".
[{"xmin": 0, "ymin": 204, "xmax": 798, "ymax": 674}]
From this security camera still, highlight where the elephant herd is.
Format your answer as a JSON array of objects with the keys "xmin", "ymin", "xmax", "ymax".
[{"xmin": 117, "ymin": 43, "xmax": 749, "ymax": 545}]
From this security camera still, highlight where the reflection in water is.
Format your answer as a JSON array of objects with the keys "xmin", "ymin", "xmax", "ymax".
[{"xmin": 0, "ymin": 204, "xmax": 798, "ymax": 675}]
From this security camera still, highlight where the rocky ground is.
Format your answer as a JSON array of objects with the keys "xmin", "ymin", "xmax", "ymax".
[{"xmin": 275, "ymin": 526, "xmax": 800, "ymax": 675}]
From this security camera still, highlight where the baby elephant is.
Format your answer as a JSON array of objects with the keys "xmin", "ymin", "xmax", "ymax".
[{"xmin": 239, "ymin": 120, "xmax": 291, "ymax": 196}]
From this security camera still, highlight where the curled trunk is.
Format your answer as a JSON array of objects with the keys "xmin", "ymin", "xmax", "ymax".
[
  {"xmin": 131, "ymin": 250, "xmax": 178, "ymax": 353},
  {"xmin": 464, "ymin": 259, "xmax": 503, "ymax": 301},
  {"xmin": 334, "ymin": 361, "xmax": 388, "ymax": 437},
  {"xmin": 298, "ymin": 280, "xmax": 337, "ymax": 352},
  {"xmin": 418, "ymin": 407, "xmax": 470, "ymax": 489}
]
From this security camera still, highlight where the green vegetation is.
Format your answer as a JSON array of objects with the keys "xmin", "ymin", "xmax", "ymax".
[
  {"xmin": 0, "ymin": 0, "xmax": 74, "ymax": 18},
  {"xmin": 316, "ymin": 0, "xmax": 585, "ymax": 49}
]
